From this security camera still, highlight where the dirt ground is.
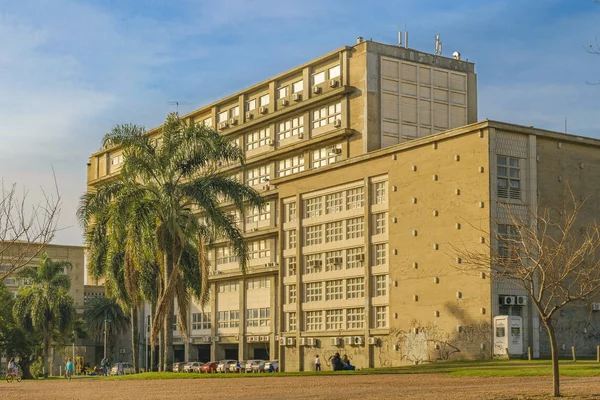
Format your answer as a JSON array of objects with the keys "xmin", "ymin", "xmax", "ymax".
[{"xmin": 2, "ymin": 374, "xmax": 600, "ymax": 400}]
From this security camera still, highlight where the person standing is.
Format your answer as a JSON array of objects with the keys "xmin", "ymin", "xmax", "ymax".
[
  {"xmin": 101, "ymin": 357, "xmax": 107, "ymax": 376},
  {"xmin": 315, "ymin": 355, "xmax": 321, "ymax": 371},
  {"xmin": 65, "ymin": 358, "xmax": 74, "ymax": 380}
]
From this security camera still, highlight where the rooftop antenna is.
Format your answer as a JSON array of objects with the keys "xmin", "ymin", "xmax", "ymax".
[
  {"xmin": 398, "ymin": 24, "xmax": 408, "ymax": 49},
  {"xmin": 435, "ymin": 34, "xmax": 443, "ymax": 56},
  {"xmin": 167, "ymin": 100, "xmax": 192, "ymax": 116}
]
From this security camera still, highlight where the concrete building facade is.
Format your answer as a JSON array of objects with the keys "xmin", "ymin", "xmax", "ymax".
[{"xmin": 86, "ymin": 40, "xmax": 600, "ymax": 371}]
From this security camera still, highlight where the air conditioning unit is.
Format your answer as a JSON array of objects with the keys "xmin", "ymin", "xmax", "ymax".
[
  {"xmin": 248, "ymin": 336, "xmax": 255, "ymax": 343},
  {"xmin": 262, "ymin": 184, "xmax": 270, "ymax": 191},
  {"xmin": 355, "ymin": 253, "xmax": 365, "ymax": 262},
  {"xmin": 287, "ymin": 337, "xmax": 295, "ymax": 346},
  {"xmin": 218, "ymin": 122, "xmax": 228, "ymax": 129},
  {"xmin": 367, "ymin": 337, "xmax": 378, "ymax": 346},
  {"xmin": 213, "ymin": 336, "xmax": 220, "ymax": 342},
  {"xmin": 330, "ymin": 337, "xmax": 342, "ymax": 346},
  {"xmin": 499, "ymin": 295, "xmax": 516, "ymax": 306},
  {"xmin": 259, "ymin": 336, "xmax": 265, "ymax": 342},
  {"xmin": 120, "ymin": 348, "xmax": 126, "ymax": 354},
  {"xmin": 592, "ymin": 303, "xmax": 600, "ymax": 311},
  {"xmin": 297, "ymin": 132, "xmax": 304, "ymax": 139},
  {"xmin": 279, "ymin": 337, "xmax": 287, "ymax": 345},
  {"xmin": 265, "ymin": 262, "xmax": 277, "ymax": 268},
  {"xmin": 516, "ymin": 296, "xmax": 527, "ymax": 306},
  {"xmin": 235, "ymin": 335, "xmax": 240, "ymax": 340},
  {"xmin": 259, "ymin": 106, "xmax": 268, "ymax": 114},
  {"xmin": 353, "ymin": 336, "xmax": 364, "ymax": 346},
  {"xmin": 306, "ymin": 338, "xmax": 316, "ymax": 347},
  {"xmin": 327, "ymin": 257, "xmax": 344, "ymax": 266},
  {"xmin": 280, "ymin": 99, "xmax": 289, "ymax": 106},
  {"xmin": 344, "ymin": 337, "xmax": 353, "ymax": 345},
  {"xmin": 292, "ymin": 93, "xmax": 302, "ymax": 101},
  {"xmin": 328, "ymin": 148, "xmax": 342, "ymax": 156},
  {"xmin": 266, "ymin": 138, "xmax": 274, "ymax": 146},
  {"xmin": 229, "ymin": 118, "xmax": 238, "ymax": 126},
  {"xmin": 329, "ymin": 79, "xmax": 339, "ymax": 88},
  {"xmin": 333, "ymin": 119, "xmax": 342, "ymax": 128},
  {"xmin": 245, "ymin": 112, "xmax": 253, "ymax": 119},
  {"xmin": 308, "ymin": 260, "xmax": 322, "ymax": 268},
  {"xmin": 312, "ymin": 86, "xmax": 322, "ymax": 94},
  {"xmin": 299, "ymin": 338, "xmax": 307, "ymax": 346}
]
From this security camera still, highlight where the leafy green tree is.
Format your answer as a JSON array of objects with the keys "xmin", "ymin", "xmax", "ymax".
[
  {"xmin": 78, "ymin": 113, "xmax": 263, "ymax": 371},
  {"xmin": 12, "ymin": 254, "xmax": 75, "ymax": 378},
  {"xmin": 83, "ymin": 296, "xmax": 130, "ymax": 361}
]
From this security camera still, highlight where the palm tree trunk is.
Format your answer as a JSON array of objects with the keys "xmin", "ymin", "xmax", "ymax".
[
  {"xmin": 150, "ymin": 303, "xmax": 156, "ymax": 372},
  {"xmin": 42, "ymin": 326, "xmax": 50, "ymax": 378},
  {"xmin": 163, "ymin": 252, "xmax": 174, "ymax": 371},
  {"xmin": 131, "ymin": 305, "xmax": 139, "ymax": 373},
  {"xmin": 543, "ymin": 318, "xmax": 561, "ymax": 397},
  {"xmin": 158, "ymin": 325, "xmax": 163, "ymax": 372}
]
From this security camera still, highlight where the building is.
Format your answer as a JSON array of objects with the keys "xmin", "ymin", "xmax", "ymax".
[{"xmin": 86, "ymin": 39, "xmax": 600, "ymax": 371}]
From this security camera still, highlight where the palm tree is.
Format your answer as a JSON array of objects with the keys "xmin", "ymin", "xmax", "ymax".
[
  {"xmin": 12, "ymin": 254, "xmax": 75, "ymax": 378},
  {"xmin": 78, "ymin": 113, "xmax": 263, "ymax": 371},
  {"xmin": 84, "ymin": 296, "xmax": 130, "ymax": 360}
]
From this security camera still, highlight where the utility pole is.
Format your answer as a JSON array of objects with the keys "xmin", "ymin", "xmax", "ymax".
[{"xmin": 104, "ymin": 319, "xmax": 111, "ymax": 359}]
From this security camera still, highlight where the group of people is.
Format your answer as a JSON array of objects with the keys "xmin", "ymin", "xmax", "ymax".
[{"xmin": 313, "ymin": 353, "xmax": 355, "ymax": 371}]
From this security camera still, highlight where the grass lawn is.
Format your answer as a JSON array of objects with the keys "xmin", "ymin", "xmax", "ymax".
[{"xmin": 101, "ymin": 359, "xmax": 600, "ymax": 381}]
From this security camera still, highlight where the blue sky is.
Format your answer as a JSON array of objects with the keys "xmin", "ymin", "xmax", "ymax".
[{"xmin": 1, "ymin": 0, "xmax": 599, "ymax": 245}]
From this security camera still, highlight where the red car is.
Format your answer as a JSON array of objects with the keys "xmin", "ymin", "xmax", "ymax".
[{"xmin": 201, "ymin": 361, "xmax": 219, "ymax": 373}]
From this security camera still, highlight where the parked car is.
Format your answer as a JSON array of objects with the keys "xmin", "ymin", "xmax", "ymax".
[
  {"xmin": 109, "ymin": 362, "xmax": 135, "ymax": 375},
  {"xmin": 184, "ymin": 362, "xmax": 204, "ymax": 373},
  {"xmin": 173, "ymin": 362, "xmax": 188, "ymax": 373},
  {"xmin": 229, "ymin": 360, "xmax": 245, "ymax": 373},
  {"xmin": 192, "ymin": 362, "xmax": 206, "ymax": 373},
  {"xmin": 264, "ymin": 360, "xmax": 279, "ymax": 372},
  {"xmin": 201, "ymin": 361, "xmax": 219, "ymax": 373},
  {"xmin": 245, "ymin": 360, "xmax": 266, "ymax": 373},
  {"xmin": 216, "ymin": 359, "xmax": 237, "ymax": 373}
]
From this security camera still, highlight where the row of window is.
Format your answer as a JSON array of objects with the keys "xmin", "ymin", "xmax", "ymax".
[
  {"xmin": 215, "ymin": 309, "xmax": 272, "ymax": 328},
  {"xmin": 293, "ymin": 213, "xmax": 386, "ymax": 248},
  {"xmin": 286, "ymin": 275, "xmax": 387, "ymax": 303},
  {"xmin": 284, "ymin": 244, "xmax": 387, "ymax": 276},
  {"xmin": 286, "ymin": 306, "xmax": 388, "ymax": 331},
  {"xmin": 192, "ymin": 312, "xmax": 211, "ymax": 330}
]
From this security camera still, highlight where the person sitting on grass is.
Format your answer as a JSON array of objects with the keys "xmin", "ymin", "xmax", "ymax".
[
  {"xmin": 330, "ymin": 353, "xmax": 344, "ymax": 371},
  {"xmin": 341, "ymin": 354, "xmax": 355, "ymax": 371}
]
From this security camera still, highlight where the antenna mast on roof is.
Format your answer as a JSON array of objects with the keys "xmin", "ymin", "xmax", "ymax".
[
  {"xmin": 435, "ymin": 34, "xmax": 443, "ymax": 56},
  {"xmin": 167, "ymin": 100, "xmax": 192, "ymax": 116},
  {"xmin": 398, "ymin": 24, "xmax": 408, "ymax": 49}
]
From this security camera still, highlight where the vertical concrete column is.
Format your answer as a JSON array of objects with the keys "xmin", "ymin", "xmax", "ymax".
[
  {"xmin": 210, "ymin": 106, "xmax": 217, "ymax": 129},
  {"xmin": 268, "ymin": 81, "xmax": 277, "ymax": 113},
  {"xmin": 527, "ymin": 134, "xmax": 540, "ymax": 358},
  {"xmin": 238, "ymin": 94, "xmax": 245, "ymax": 123},
  {"xmin": 296, "ymin": 192, "xmax": 304, "ymax": 371},
  {"xmin": 210, "ymin": 280, "xmax": 217, "ymax": 361},
  {"xmin": 363, "ymin": 177, "xmax": 373, "ymax": 368},
  {"xmin": 239, "ymin": 276, "xmax": 247, "ymax": 361},
  {"xmin": 277, "ymin": 197, "xmax": 286, "ymax": 371},
  {"xmin": 269, "ymin": 274, "xmax": 277, "ymax": 360},
  {"xmin": 303, "ymin": 67, "xmax": 311, "ymax": 101}
]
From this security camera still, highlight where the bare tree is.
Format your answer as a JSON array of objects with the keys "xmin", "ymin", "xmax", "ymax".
[
  {"xmin": 0, "ymin": 177, "xmax": 61, "ymax": 281},
  {"xmin": 455, "ymin": 187, "xmax": 600, "ymax": 397}
]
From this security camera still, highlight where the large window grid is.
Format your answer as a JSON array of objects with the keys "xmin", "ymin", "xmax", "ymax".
[
  {"xmin": 287, "ymin": 312, "xmax": 297, "ymax": 332},
  {"xmin": 347, "ymin": 308, "xmax": 365, "ymax": 329},
  {"xmin": 248, "ymin": 240, "xmax": 270, "ymax": 260},
  {"xmin": 326, "ymin": 192, "xmax": 343, "ymax": 214},
  {"xmin": 346, "ymin": 247, "xmax": 365, "ymax": 269},
  {"xmin": 304, "ymin": 253, "xmax": 323, "ymax": 274},
  {"xmin": 247, "ymin": 308, "xmax": 270, "ymax": 327},
  {"xmin": 286, "ymin": 257, "xmax": 297, "ymax": 277},
  {"xmin": 277, "ymin": 116, "xmax": 304, "ymax": 140},
  {"xmin": 246, "ymin": 165, "xmax": 271, "ymax": 187},
  {"xmin": 347, "ymin": 278, "xmax": 365, "ymax": 299},
  {"xmin": 497, "ymin": 224, "xmax": 520, "ymax": 261},
  {"xmin": 305, "ymin": 197, "xmax": 322, "ymax": 218},
  {"xmin": 347, "ymin": 217, "xmax": 364, "ymax": 240},
  {"xmin": 277, "ymin": 155, "xmax": 305, "ymax": 177},
  {"xmin": 305, "ymin": 225, "xmax": 322, "ymax": 246},
  {"xmin": 374, "ymin": 244, "xmax": 387, "ymax": 266},
  {"xmin": 311, "ymin": 144, "xmax": 342, "ymax": 169},
  {"xmin": 374, "ymin": 306, "xmax": 387, "ymax": 328},
  {"xmin": 246, "ymin": 276, "xmax": 270, "ymax": 289},
  {"xmin": 246, "ymin": 203, "xmax": 271, "ymax": 224},
  {"xmin": 192, "ymin": 312, "xmax": 211, "ymax": 330},
  {"xmin": 374, "ymin": 275, "xmax": 388, "ymax": 297},
  {"xmin": 288, "ymin": 284, "xmax": 297, "ymax": 304},
  {"xmin": 304, "ymin": 282, "xmax": 323, "ymax": 303},
  {"xmin": 217, "ymin": 310, "xmax": 240, "ymax": 328},
  {"xmin": 325, "ymin": 221, "xmax": 343, "ymax": 243},
  {"xmin": 374, "ymin": 213, "xmax": 387, "ymax": 235},
  {"xmin": 312, "ymin": 102, "xmax": 342, "ymax": 128},
  {"xmin": 246, "ymin": 128, "xmax": 271, "ymax": 151},
  {"xmin": 326, "ymin": 309, "xmax": 344, "ymax": 330},
  {"xmin": 286, "ymin": 230, "xmax": 297, "ymax": 249},
  {"xmin": 347, "ymin": 187, "xmax": 364, "ymax": 210},
  {"xmin": 305, "ymin": 310, "xmax": 322, "ymax": 331},
  {"xmin": 325, "ymin": 250, "xmax": 343, "ymax": 272},
  {"xmin": 216, "ymin": 247, "xmax": 238, "ymax": 265},
  {"xmin": 497, "ymin": 156, "xmax": 521, "ymax": 200},
  {"xmin": 325, "ymin": 280, "xmax": 343, "ymax": 301},
  {"xmin": 373, "ymin": 181, "xmax": 387, "ymax": 204},
  {"xmin": 218, "ymin": 280, "xmax": 239, "ymax": 292},
  {"xmin": 286, "ymin": 202, "xmax": 297, "ymax": 222}
]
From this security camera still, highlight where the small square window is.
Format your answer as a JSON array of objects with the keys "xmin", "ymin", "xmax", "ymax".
[
  {"xmin": 259, "ymin": 94, "xmax": 270, "ymax": 107},
  {"xmin": 312, "ymin": 71, "xmax": 325, "ymax": 85},
  {"xmin": 278, "ymin": 87, "xmax": 288, "ymax": 99},
  {"xmin": 328, "ymin": 65, "xmax": 340, "ymax": 79},
  {"xmin": 246, "ymin": 99, "xmax": 256, "ymax": 112}
]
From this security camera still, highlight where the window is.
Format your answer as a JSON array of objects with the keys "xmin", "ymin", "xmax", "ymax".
[
  {"xmin": 311, "ymin": 145, "xmax": 342, "ymax": 168},
  {"xmin": 498, "ymin": 224, "xmax": 520, "ymax": 261},
  {"xmin": 277, "ymin": 155, "xmax": 305, "ymax": 177},
  {"xmin": 278, "ymin": 87, "xmax": 288, "ymax": 99},
  {"xmin": 259, "ymin": 94, "xmax": 270, "ymax": 107},
  {"xmin": 312, "ymin": 102, "xmax": 342, "ymax": 128},
  {"xmin": 304, "ymin": 282, "xmax": 322, "ymax": 302},
  {"xmin": 325, "ymin": 192, "xmax": 343, "ymax": 214},
  {"xmin": 110, "ymin": 154, "xmax": 123, "ymax": 166},
  {"xmin": 347, "ymin": 217, "xmax": 364, "ymax": 239},
  {"xmin": 326, "ymin": 309, "xmax": 344, "ymax": 330},
  {"xmin": 286, "ymin": 257, "xmax": 297, "ymax": 277},
  {"xmin": 312, "ymin": 71, "xmax": 325, "ymax": 86},
  {"xmin": 277, "ymin": 116, "xmax": 304, "ymax": 140},
  {"xmin": 304, "ymin": 253, "xmax": 323, "ymax": 274},
  {"xmin": 305, "ymin": 197, "xmax": 322, "ymax": 218},
  {"xmin": 325, "ymin": 250, "xmax": 343, "ymax": 272},
  {"xmin": 347, "ymin": 187, "xmax": 364, "ymax": 210},
  {"xmin": 292, "ymin": 80, "xmax": 304, "ymax": 93},
  {"xmin": 246, "ymin": 128, "xmax": 271, "ymax": 151},
  {"xmin": 245, "ymin": 203, "xmax": 271, "ymax": 224},
  {"xmin": 230, "ymin": 106, "xmax": 239, "ymax": 119},
  {"xmin": 305, "ymin": 310, "xmax": 322, "ymax": 331},
  {"xmin": 305, "ymin": 225, "xmax": 322, "ymax": 246},
  {"xmin": 192, "ymin": 312, "xmax": 211, "ymax": 330},
  {"xmin": 374, "ymin": 213, "xmax": 387, "ymax": 235},
  {"xmin": 374, "ymin": 244, "xmax": 387, "ymax": 266},
  {"xmin": 287, "ymin": 284, "xmax": 297, "ymax": 304},
  {"xmin": 497, "ymin": 156, "xmax": 521, "ymax": 200},
  {"xmin": 347, "ymin": 277, "xmax": 365, "ymax": 299},
  {"xmin": 374, "ymin": 275, "xmax": 388, "ymax": 297},
  {"xmin": 325, "ymin": 221, "xmax": 343, "ymax": 242},
  {"xmin": 217, "ymin": 310, "xmax": 240, "ymax": 328},
  {"xmin": 325, "ymin": 280, "xmax": 343, "ymax": 300},
  {"xmin": 203, "ymin": 117, "xmax": 212, "ymax": 127},
  {"xmin": 247, "ymin": 308, "xmax": 270, "ymax": 327},
  {"xmin": 246, "ymin": 276, "xmax": 270, "ymax": 289},
  {"xmin": 286, "ymin": 230, "xmax": 297, "ymax": 249},
  {"xmin": 347, "ymin": 308, "xmax": 365, "ymax": 329},
  {"xmin": 328, "ymin": 65, "xmax": 340, "ymax": 79},
  {"xmin": 374, "ymin": 306, "xmax": 387, "ymax": 328},
  {"xmin": 287, "ymin": 312, "xmax": 297, "ymax": 332},
  {"xmin": 218, "ymin": 111, "xmax": 228, "ymax": 123},
  {"xmin": 373, "ymin": 181, "xmax": 387, "ymax": 204},
  {"xmin": 246, "ymin": 99, "xmax": 256, "ymax": 112},
  {"xmin": 248, "ymin": 240, "xmax": 270, "ymax": 260},
  {"xmin": 346, "ymin": 247, "xmax": 365, "ymax": 269},
  {"xmin": 218, "ymin": 280, "xmax": 239, "ymax": 292},
  {"xmin": 246, "ymin": 165, "xmax": 270, "ymax": 186},
  {"xmin": 216, "ymin": 247, "xmax": 238, "ymax": 265},
  {"xmin": 286, "ymin": 202, "xmax": 297, "ymax": 222}
]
